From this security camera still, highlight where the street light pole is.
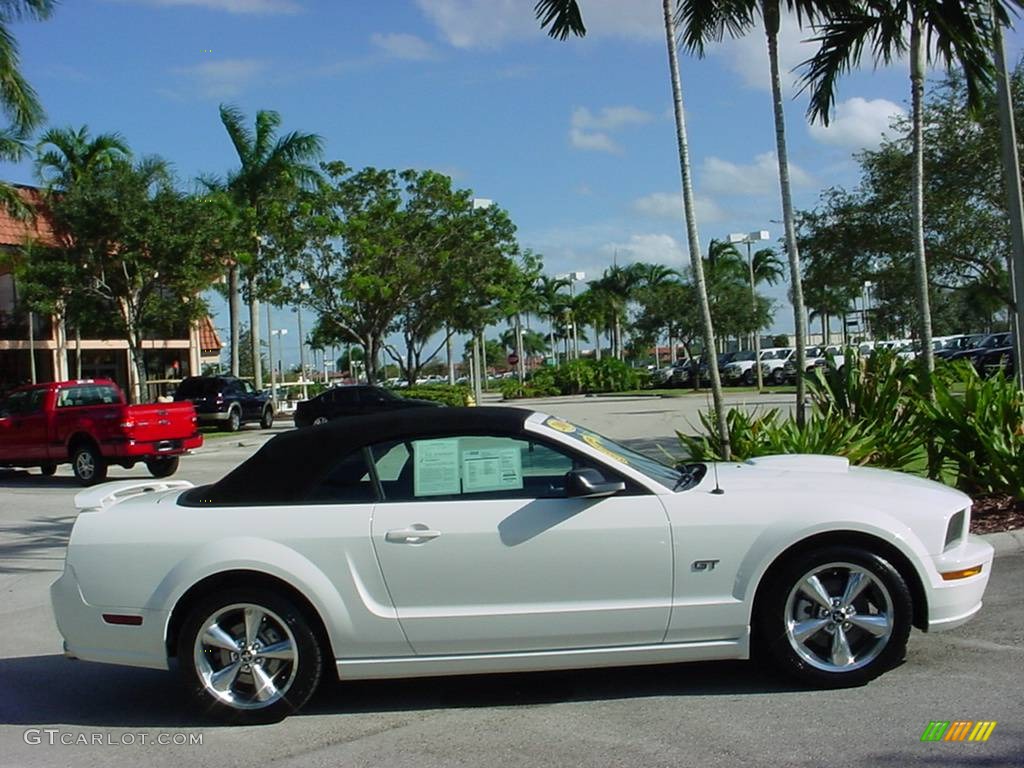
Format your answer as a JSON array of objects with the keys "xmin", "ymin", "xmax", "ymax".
[{"xmin": 729, "ymin": 230, "xmax": 770, "ymax": 390}]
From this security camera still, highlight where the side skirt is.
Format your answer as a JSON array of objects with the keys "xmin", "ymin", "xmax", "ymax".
[{"xmin": 335, "ymin": 637, "xmax": 749, "ymax": 681}]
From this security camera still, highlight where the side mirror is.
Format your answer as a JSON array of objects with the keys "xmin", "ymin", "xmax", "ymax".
[{"xmin": 565, "ymin": 467, "xmax": 625, "ymax": 499}]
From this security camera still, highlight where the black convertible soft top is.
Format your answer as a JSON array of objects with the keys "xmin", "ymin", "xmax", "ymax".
[{"xmin": 181, "ymin": 406, "xmax": 535, "ymax": 505}]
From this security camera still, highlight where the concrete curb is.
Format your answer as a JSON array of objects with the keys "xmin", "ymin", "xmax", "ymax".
[{"xmin": 981, "ymin": 529, "xmax": 1024, "ymax": 556}]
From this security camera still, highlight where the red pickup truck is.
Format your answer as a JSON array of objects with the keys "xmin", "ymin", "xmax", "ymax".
[{"xmin": 0, "ymin": 379, "xmax": 203, "ymax": 485}]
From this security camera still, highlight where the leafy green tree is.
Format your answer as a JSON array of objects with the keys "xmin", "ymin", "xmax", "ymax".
[
  {"xmin": 536, "ymin": 0, "xmax": 732, "ymax": 457},
  {"xmin": 30, "ymin": 159, "xmax": 227, "ymax": 401},
  {"xmin": 536, "ymin": 274, "xmax": 570, "ymax": 364},
  {"xmin": 212, "ymin": 104, "xmax": 323, "ymax": 388},
  {"xmin": 801, "ymin": 0, "xmax": 1023, "ymax": 398},
  {"xmin": 35, "ymin": 125, "xmax": 131, "ymax": 187}
]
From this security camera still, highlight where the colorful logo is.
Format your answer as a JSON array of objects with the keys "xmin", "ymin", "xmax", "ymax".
[{"xmin": 920, "ymin": 721, "xmax": 997, "ymax": 742}]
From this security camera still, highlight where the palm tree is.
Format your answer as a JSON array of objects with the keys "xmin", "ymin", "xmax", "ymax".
[
  {"xmin": 0, "ymin": 1, "xmax": 57, "ymax": 213},
  {"xmin": 575, "ymin": 286, "xmax": 607, "ymax": 361},
  {"xmin": 34, "ymin": 125, "xmax": 132, "ymax": 377},
  {"xmin": 590, "ymin": 265, "xmax": 642, "ymax": 361},
  {"xmin": 215, "ymin": 105, "xmax": 323, "ymax": 387},
  {"xmin": 536, "ymin": 0, "xmax": 732, "ymax": 457},
  {"xmin": 536, "ymin": 274, "xmax": 569, "ymax": 366},
  {"xmin": 36, "ymin": 126, "xmax": 131, "ymax": 187},
  {"xmin": 801, "ymin": 0, "xmax": 1013, "ymax": 399},
  {"xmin": 634, "ymin": 262, "xmax": 681, "ymax": 361},
  {"xmin": 681, "ymin": 0, "xmax": 832, "ymax": 424}
]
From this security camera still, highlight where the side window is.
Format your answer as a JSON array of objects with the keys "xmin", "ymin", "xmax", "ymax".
[
  {"xmin": 305, "ymin": 448, "xmax": 377, "ymax": 504},
  {"xmin": 27, "ymin": 389, "xmax": 46, "ymax": 412},
  {"xmin": 241, "ymin": 381, "xmax": 256, "ymax": 395},
  {"xmin": 4, "ymin": 390, "xmax": 29, "ymax": 414},
  {"xmin": 334, "ymin": 388, "xmax": 358, "ymax": 404},
  {"xmin": 371, "ymin": 435, "xmax": 606, "ymax": 502},
  {"xmin": 359, "ymin": 388, "xmax": 386, "ymax": 404}
]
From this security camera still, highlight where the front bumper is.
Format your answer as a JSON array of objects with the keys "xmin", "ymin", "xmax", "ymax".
[
  {"xmin": 50, "ymin": 563, "xmax": 170, "ymax": 670},
  {"xmin": 924, "ymin": 535, "xmax": 995, "ymax": 632}
]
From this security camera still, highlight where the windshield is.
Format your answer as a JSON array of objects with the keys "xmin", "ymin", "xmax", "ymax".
[
  {"xmin": 732, "ymin": 351, "xmax": 756, "ymax": 362},
  {"xmin": 541, "ymin": 416, "xmax": 684, "ymax": 489},
  {"xmin": 761, "ymin": 349, "xmax": 791, "ymax": 360}
]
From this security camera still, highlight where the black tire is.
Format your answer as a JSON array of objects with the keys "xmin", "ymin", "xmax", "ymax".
[
  {"xmin": 260, "ymin": 406, "xmax": 274, "ymax": 430},
  {"xmin": 756, "ymin": 545, "xmax": 912, "ymax": 688},
  {"xmin": 223, "ymin": 407, "xmax": 241, "ymax": 433},
  {"xmin": 39, "ymin": 462, "xmax": 57, "ymax": 477},
  {"xmin": 71, "ymin": 443, "xmax": 107, "ymax": 486},
  {"xmin": 742, "ymin": 369, "xmax": 755, "ymax": 386},
  {"xmin": 146, "ymin": 456, "xmax": 180, "ymax": 478},
  {"xmin": 772, "ymin": 370, "xmax": 785, "ymax": 386},
  {"xmin": 178, "ymin": 588, "xmax": 324, "ymax": 724}
]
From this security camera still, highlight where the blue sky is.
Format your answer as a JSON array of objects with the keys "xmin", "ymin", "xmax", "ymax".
[{"xmin": 7, "ymin": 0, "xmax": 1024, "ymax": 366}]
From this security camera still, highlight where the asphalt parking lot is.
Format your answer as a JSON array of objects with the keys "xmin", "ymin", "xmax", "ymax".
[{"xmin": 0, "ymin": 395, "xmax": 1021, "ymax": 768}]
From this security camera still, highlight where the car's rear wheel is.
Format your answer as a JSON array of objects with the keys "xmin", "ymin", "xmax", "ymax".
[
  {"xmin": 146, "ymin": 456, "xmax": 179, "ymax": 478},
  {"xmin": 224, "ymin": 407, "xmax": 241, "ymax": 433},
  {"xmin": 757, "ymin": 546, "xmax": 912, "ymax": 688},
  {"xmin": 260, "ymin": 407, "xmax": 274, "ymax": 430},
  {"xmin": 312, "ymin": 416, "xmax": 328, "ymax": 426},
  {"xmin": 71, "ymin": 443, "xmax": 107, "ymax": 486},
  {"xmin": 178, "ymin": 589, "xmax": 323, "ymax": 723}
]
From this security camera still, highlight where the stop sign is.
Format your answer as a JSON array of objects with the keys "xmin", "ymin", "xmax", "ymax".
[{"xmin": 507, "ymin": 353, "xmax": 519, "ymax": 366}]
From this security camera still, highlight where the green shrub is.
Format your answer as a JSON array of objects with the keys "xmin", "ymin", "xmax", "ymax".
[
  {"xmin": 925, "ymin": 363, "xmax": 1024, "ymax": 498},
  {"xmin": 396, "ymin": 384, "xmax": 473, "ymax": 407}
]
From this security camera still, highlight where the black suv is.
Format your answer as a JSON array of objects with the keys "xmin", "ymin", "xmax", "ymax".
[
  {"xmin": 293, "ymin": 385, "xmax": 439, "ymax": 428},
  {"xmin": 174, "ymin": 375, "xmax": 274, "ymax": 431}
]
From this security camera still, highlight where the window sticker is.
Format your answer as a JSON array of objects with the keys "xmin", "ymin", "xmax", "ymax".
[
  {"xmin": 461, "ymin": 446, "xmax": 523, "ymax": 493},
  {"xmin": 413, "ymin": 438, "xmax": 461, "ymax": 497},
  {"xmin": 545, "ymin": 418, "xmax": 577, "ymax": 434},
  {"xmin": 582, "ymin": 434, "xmax": 630, "ymax": 465}
]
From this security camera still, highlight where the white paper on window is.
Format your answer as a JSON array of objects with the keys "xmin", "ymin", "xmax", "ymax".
[
  {"xmin": 413, "ymin": 438, "xmax": 461, "ymax": 497},
  {"xmin": 461, "ymin": 446, "xmax": 523, "ymax": 493}
]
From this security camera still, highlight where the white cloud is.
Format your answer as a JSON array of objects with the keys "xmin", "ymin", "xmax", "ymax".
[
  {"xmin": 599, "ymin": 233, "xmax": 687, "ymax": 266},
  {"xmin": 702, "ymin": 151, "xmax": 814, "ymax": 197},
  {"xmin": 370, "ymin": 32, "xmax": 438, "ymax": 61},
  {"xmin": 175, "ymin": 58, "xmax": 266, "ymax": 98},
  {"xmin": 569, "ymin": 105, "xmax": 653, "ymax": 153},
  {"xmin": 807, "ymin": 96, "xmax": 905, "ymax": 150},
  {"xmin": 130, "ymin": 0, "xmax": 300, "ymax": 13},
  {"xmin": 706, "ymin": 15, "xmax": 814, "ymax": 92},
  {"xmin": 632, "ymin": 191, "xmax": 726, "ymax": 224},
  {"xmin": 415, "ymin": 0, "xmax": 660, "ymax": 49}
]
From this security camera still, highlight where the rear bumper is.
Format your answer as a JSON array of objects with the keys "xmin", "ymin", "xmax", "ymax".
[
  {"xmin": 106, "ymin": 433, "xmax": 203, "ymax": 458},
  {"xmin": 50, "ymin": 564, "xmax": 169, "ymax": 670},
  {"xmin": 196, "ymin": 410, "xmax": 232, "ymax": 424},
  {"xmin": 925, "ymin": 536, "xmax": 995, "ymax": 632}
]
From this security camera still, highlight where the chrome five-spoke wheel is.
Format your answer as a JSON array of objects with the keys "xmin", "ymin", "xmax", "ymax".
[
  {"xmin": 194, "ymin": 603, "xmax": 298, "ymax": 710},
  {"xmin": 784, "ymin": 562, "xmax": 893, "ymax": 673},
  {"xmin": 179, "ymin": 589, "xmax": 323, "ymax": 722},
  {"xmin": 759, "ymin": 545, "xmax": 912, "ymax": 688}
]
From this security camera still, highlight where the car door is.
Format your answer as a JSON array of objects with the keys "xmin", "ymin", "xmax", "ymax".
[
  {"xmin": 327, "ymin": 387, "xmax": 360, "ymax": 419},
  {"xmin": 0, "ymin": 389, "xmax": 48, "ymax": 463},
  {"xmin": 370, "ymin": 434, "xmax": 673, "ymax": 655},
  {"xmin": 236, "ymin": 380, "xmax": 260, "ymax": 420}
]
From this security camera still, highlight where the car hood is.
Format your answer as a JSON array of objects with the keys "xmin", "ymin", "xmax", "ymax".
[{"xmin": 700, "ymin": 454, "xmax": 970, "ymax": 552}]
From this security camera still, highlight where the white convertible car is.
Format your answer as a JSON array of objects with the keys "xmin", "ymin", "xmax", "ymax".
[{"xmin": 51, "ymin": 407, "xmax": 994, "ymax": 722}]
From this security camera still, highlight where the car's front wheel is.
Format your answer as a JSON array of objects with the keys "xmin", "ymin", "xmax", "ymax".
[
  {"xmin": 260, "ymin": 407, "xmax": 274, "ymax": 430},
  {"xmin": 757, "ymin": 546, "xmax": 912, "ymax": 688},
  {"xmin": 224, "ymin": 407, "xmax": 241, "ymax": 433},
  {"xmin": 178, "ymin": 589, "xmax": 323, "ymax": 723}
]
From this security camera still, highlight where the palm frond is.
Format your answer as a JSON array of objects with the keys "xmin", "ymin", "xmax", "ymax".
[
  {"xmin": 218, "ymin": 103, "xmax": 255, "ymax": 165},
  {"xmin": 677, "ymin": 0, "xmax": 753, "ymax": 55},
  {"xmin": 534, "ymin": 0, "xmax": 585, "ymax": 40}
]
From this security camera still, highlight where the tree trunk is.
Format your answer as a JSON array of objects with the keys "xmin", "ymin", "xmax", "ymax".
[
  {"xmin": 75, "ymin": 325, "xmax": 82, "ymax": 378},
  {"xmin": 248, "ymin": 276, "xmax": 262, "ymax": 390},
  {"xmin": 446, "ymin": 326, "xmax": 456, "ymax": 384},
  {"xmin": 766, "ymin": 7, "xmax": 808, "ymax": 427},
  {"xmin": 593, "ymin": 325, "xmax": 602, "ymax": 361},
  {"xmin": 515, "ymin": 314, "xmax": 525, "ymax": 383},
  {"xmin": 130, "ymin": 346, "xmax": 148, "ymax": 405},
  {"xmin": 228, "ymin": 264, "xmax": 241, "ymax": 376},
  {"xmin": 909, "ymin": 10, "xmax": 936, "ymax": 398},
  {"xmin": 364, "ymin": 337, "xmax": 378, "ymax": 383},
  {"xmin": 822, "ymin": 313, "xmax": 828, "ymax": 346},
  {"xmin": 991, "ymin": 8, "xmax": 1024, "ymax": 393},
  {"xmin": 662, "ymin": 0, "xmax": 730, "ymax": 459}
]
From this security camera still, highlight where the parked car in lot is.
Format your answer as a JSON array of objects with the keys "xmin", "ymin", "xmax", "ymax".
[
  {"xmin": 947, "ymin": 332, "xmax": 1012, "ymax": 372},
  {"xmin": 758, "ymin": 348, "xmax": 795, "ymax": 385},
  {"xmin": 933, "ymin": 334, "xmax": 985, "ymax": 359},
  {"xmin": 0, "ymin": 379, "xmax": 201, "ymax": 485},
  {"xmin": 292, "ymin": 384, "xmax": 441, "ymax": 427},
  {"xmin": 173, "ymin": 375, "xmax": 274, "ymax": 432},
  {"xmin": 51, "ymin": 407, "xmax": 992, "ymax": 722},
  {"xmin": 721, "ymin": 348, "xmax": 791, "ymax": 385}
]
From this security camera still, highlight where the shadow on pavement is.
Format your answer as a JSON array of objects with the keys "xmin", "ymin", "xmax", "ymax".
[
  {"xmin": 0, "ymin": 516, "xmax": 75, "ymax": 574},
  {"xmin": 0, "ymin": 655, "xmax": 803, "ymax": 728}
]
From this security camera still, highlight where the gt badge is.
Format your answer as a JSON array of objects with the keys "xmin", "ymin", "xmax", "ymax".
[{"xmin": 692, "ymin": 559, "xmax": 719, "ymax": 572}]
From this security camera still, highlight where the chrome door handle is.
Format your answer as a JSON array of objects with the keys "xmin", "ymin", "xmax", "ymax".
[{"xmin": 385, "ymin": 527, "xmax": 442, "ymax": 543}]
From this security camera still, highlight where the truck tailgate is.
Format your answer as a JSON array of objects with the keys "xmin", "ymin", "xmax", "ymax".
[{"xmin": 123, "ymin": 402, "xmax": 198, "ymax": 442}]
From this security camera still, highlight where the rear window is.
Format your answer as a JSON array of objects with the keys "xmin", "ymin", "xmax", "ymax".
[
  {"xmin": 176, "ymin": 377, "xmax": 222, "ymax": 398},
  {"xmin": 57, "ymin": 384, "xmax": 121, "ymax": 407}
]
